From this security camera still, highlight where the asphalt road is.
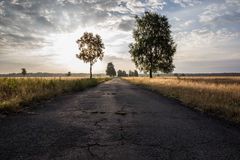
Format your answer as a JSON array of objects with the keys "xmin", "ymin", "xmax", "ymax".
[{"xmin": 0, "ymin": 78, "xmax": 240, "ymax": 160}]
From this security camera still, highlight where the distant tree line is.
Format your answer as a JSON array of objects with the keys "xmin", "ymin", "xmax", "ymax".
[
  {"xmin": 0, "ymin": 70, "xmax": 105, "ymax": 77},
  {"xmin": 117, "ymin": 70, "xmax": 138, "ymax": 77},
  {"xmin": 106, "ymin": 62, "xmax": 139, "ymax": 77},
  {"xmin": 117, "ymin": 70, "xmax": 128, "ymax": 77},
  {"xmin": 129, "ymin": 70, "xmax": 138, "ymax": 77}
]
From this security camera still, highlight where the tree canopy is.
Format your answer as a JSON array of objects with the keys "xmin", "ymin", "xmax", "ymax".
[
  {"xmin": 106, "ymin": 62, "xmax": 116, "ymax": 77},
  {"xmin": 129, "ymin": 70, "xmax": 139, "ymax": 77},
  {"xmin": 117, "ymin": 70, "xmax": 127, "ymax": 77},
  {"xmin": 76, "ymin": 32, "xmax": 104, "ymax": 78},
  {"xmin": 134, "ymin": 70, "xmax": 138, "ymax": 77},
  {"xmin": 67, "ymin": 72, "xmax": 71, "ymax": 77},
  {"xmin": 129, "ymin": 12, "xmax": 176, "ymax": 78},
  {"xmin": 21, "ymin": 68, "xmax": 27, "ymax": 76}
]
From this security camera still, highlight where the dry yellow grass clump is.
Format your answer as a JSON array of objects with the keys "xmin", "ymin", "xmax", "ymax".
[
  {"xmin": 124, "ymin": 76, "xmax": 240, "ymax": 123},
  {"xmin": 0, "ymin": 77, "xmax": 109, "ymax": 112}
]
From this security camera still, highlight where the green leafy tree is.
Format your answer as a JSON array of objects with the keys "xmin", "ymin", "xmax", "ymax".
[
  {"xmin": 128, "ymin": 70, "xmax": 138, "ymax": 77},
  {"xmin": 67, "ymin": 71, "xmax": 71, "ymax": 77},
  {"xmin": 129, "ymin": 12, "xmax": 176, "ymax": 78},
  {"xmin": 117, "ymin": 70, "xmax": 127, "ymax": 77},
  {"xmin": 117, "ymin": 70, "xmax": 123, "ymax": 77},
  {"xmin": 21, "ymin": 68, "xmax": 27, "ymax": 76},
  {"xmin": 122, "ymin": 71, "xmax": 127, "ymax": 77},
  {"xmin": 106, "ymin": 62, "xmax": 116, "ymax": 77},
  {"xmin": 134, "ymin": 70, "xmax": 139, "ymax": 77},
  {"xmin": 129, "ymin": 70, "xmax": 134, "ymax": 77},
  {"xmin": 76, "ymin": 32, "xmax": 104, "ymax": 79}
]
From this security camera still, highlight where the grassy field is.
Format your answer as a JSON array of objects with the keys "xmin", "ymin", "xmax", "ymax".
[
  {"xmin": 124, "ymin": 76, "xmax": 240, "ymax": 123},
  {"xmin": 0, "ymin": 77, "xmax": 109, "ymax": 112}
]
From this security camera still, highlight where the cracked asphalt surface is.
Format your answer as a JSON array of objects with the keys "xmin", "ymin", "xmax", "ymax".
[{"xmin": 0, "ymin": 78, "xmax": 240, "ymax": 160}]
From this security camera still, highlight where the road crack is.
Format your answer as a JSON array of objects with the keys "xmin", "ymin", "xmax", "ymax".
[
  {"xmin": 94, "ymin": 118, "xmax": 107, "ymax": 129},
  {"xmin": 79, "ymin": 143, "xmax": 113, "ymax": 160}
]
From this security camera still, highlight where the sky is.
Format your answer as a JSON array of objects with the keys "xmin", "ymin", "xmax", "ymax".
[{"xmin": 0, "ymin": 0, "xmax": 239, "ymax": 74}]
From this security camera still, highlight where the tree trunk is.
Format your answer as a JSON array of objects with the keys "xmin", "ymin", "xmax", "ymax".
[
  {"xmin": 90, "ymin": 63, "xmax": 92, "ymax": 79},
  {"xmin": 149, "ymin": 68, "xmax": 152, "ymax": 78},
  {"xmin": 149, "ymin": 53, "xmax": 153, "ymax": 78}
]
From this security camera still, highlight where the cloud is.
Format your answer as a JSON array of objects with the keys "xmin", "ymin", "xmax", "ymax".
[
  {"xmin": 0, "ymin": 1, "xmax": 4, "ymax": 15},
  {"xmin": 0, "ymin": 0, "xmax": 167, "ymax": 52},
  {"xmin": 121, "ymin": 0, "xmax": 166, "ymax": 14},
  {"xmin": 0, "ymin": 33, "xmax": 50, "ymax": 49},
  {"xmin": 0, "ymin": 0, "xmax": 113, "ymax": 50},
  {"xmin": 199, "ymin": 2, "xmax": 240, "ymax": 25},
  {"xmin": 172, "ymin": 17, "xmax": 181, "ymax": 22},
  {"xmin": 0, "ymin": 0, "xmax": 240, "ymax": 73},
  {"xmin": 173, "ymin": 27, "xmax": 240, "ymax": 68},
  {"xmin": 174, "ymin": 28, "xmax": 239, "ymax": 50},
  {"xmin": 225, "ymin": 0, "xmax": 240, "ymax": 6},
  {"xmin": 181, "ymin": 20, "xmax": 194, "ymax": 27},
  {"xmin": 174, "ymin": 59, "xmax": 240, "ymax": 73},
  {"xmin": 103, "ymin": 55, "xmax": 135, "ymax": 71},
  {"xmin": 94, "ymin": 0, "xmax": 166, "ymax": 15},
  {"xmin": 118, "ymin": 19, "xmax": 135, "ymax": 31},
  {"xmin": 172, "ymin": 0, "xmax": 201, "ymax": 7},
  {"xmin": 0, "ymin": 50, "xmax": 59, "ymax": 73}
]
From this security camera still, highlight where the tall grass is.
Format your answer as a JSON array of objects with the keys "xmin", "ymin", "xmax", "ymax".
[
  {"xmin": 0, "ymin": 77, "xmax": 109, "ymax": 112},
  {"xmin": 124, "ymin": 77, "xmax": 240, "ymax": 123}
]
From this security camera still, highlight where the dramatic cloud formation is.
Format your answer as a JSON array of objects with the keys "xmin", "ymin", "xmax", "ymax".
[{"xmin": 0, "ymin": 0, "xmax": 239, "ymax": 73}]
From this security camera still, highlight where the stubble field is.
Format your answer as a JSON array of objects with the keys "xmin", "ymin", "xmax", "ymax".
[
  {"xmin": 0, "ymin": 77, "xmax": 109, "ymax": 112},
  {"xmin": 124, "ymin": 76, "xmax": 240, "ymax": 123}
]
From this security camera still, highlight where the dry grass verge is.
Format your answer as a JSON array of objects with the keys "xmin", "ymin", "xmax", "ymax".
[
  {"xmin": 124, "ymin": 77, "xmax": 240, "ymax": 123},
  {"xmin": 0, "ymin": 77, "xmax": 110, "ymax": 112}
]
